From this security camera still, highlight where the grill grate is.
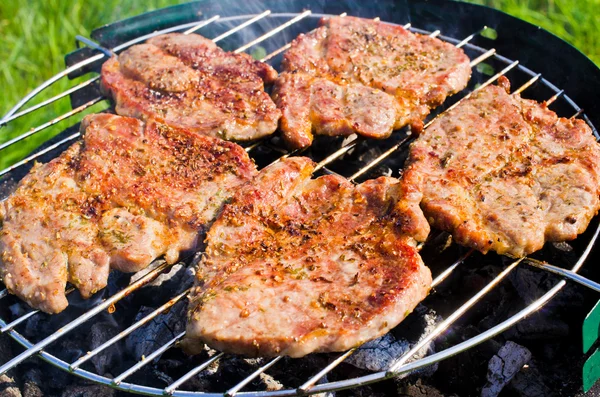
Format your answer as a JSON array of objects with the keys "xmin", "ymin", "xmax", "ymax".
[{"xmin": 0, "ymin": 9, "xmax": 599, "ymax": 397}]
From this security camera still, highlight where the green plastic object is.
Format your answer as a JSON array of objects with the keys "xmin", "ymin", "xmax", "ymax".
[
  {"xmin": 583, "ymin": 300, "xmax": 600, "ymax": 354},
  {"xmin": 584, "ymin": 348, "xmax": 600, "ymax": 393},
  {"xmin": 583, "ymin": 300, "xmax": 600, "ymax": 392}
]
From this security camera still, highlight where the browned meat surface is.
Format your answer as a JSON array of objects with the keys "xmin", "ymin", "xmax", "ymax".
[
  {"xmin": 183, "ymin": 157, "xmax": 431, "ymax": 357},
  {"xmin": 403, "ymin": 78, "xmax": 600, "ymax": 257},
  {"xmin": 101, "ymin": 33, "xmax": 281, "ymax": 141},
  {"xmin": 273, "ymin": 16, "xmax": 471, "ymax": 148},
  {"xmin": 0, "ymin": 114, "xmax": 256, "ymax": 313}
]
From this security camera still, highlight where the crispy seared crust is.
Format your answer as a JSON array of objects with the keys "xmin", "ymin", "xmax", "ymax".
[
  {"xmin": 0, "ymin": 114, "xmax": 256, "ymax": 313},
  {"xmin": 273, "ymin": 16, "xmax": 471, "ymax": 148},
  {"xmin": 183, "ymin": 157, "xmax": 431, "ymax": 357},
  {"xmin": 101, "ymin": 33, "xmax": 281, "ymax": 141},
  {"xmin": 404, "ymin": 77, "xmax": 600, "ymax": 257}
]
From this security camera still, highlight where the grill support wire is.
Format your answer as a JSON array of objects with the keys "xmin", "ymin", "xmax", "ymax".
[{"xmin": 0, "ymin": 9, "xmax": 597, "ymax": 396}]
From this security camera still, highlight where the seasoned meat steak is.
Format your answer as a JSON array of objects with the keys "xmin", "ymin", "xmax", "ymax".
[
  {"xmin": 0, "ymin": 114, "xmax": 256, "ymax": 313},
  {"xmin": 183, "ymin": 157, "xmax": 432, "ymax": 357},
  {"xmin": 101, "ymin": 33, "xmax": 281, "ymax": 141},
  {"xmin": 273, "ymin": 16, "xmax": 471, "ymax": 148},
  {"xmin": 403, "ymin": 77, "xmax": 600, "ymax": 257}
]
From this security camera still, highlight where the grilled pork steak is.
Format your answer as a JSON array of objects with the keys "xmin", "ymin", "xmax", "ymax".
[
  {"xmin": 101, "ymin": 33, "xmax": 281, "ymax": 141},
  {"xmin": 183, "ymin": 157, "xmax": 432, "ymax": 357},
  {"xmin": 404, "ymin": 78, "xmax": 600, "ymax": 257},
  {"xmin": 273, "ymin": 16, "xmax": 471, "ymax": 148},
  {"xmin": 0, "ymin": 114, "xmax": 256, "ymax": 313}
]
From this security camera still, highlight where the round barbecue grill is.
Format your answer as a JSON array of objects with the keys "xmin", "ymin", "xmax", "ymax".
[{"xmin": 1, "ymin": 1, "xmax": 599, "ymax": 395}]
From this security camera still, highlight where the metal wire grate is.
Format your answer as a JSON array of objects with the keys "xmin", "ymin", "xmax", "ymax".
[{"xmin": 0, "ymin": 9, "xmax": 599, "ymax": 397}]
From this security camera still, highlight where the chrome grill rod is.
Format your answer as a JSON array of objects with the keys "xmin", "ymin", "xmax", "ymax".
[
  {"xmin": 0, "ymin": 9, "xmax": 596, "ymax": 397},
  {"xmin": 347, "ymin": 64, "xmax": 532, "ymax": 181},
  {"xmin": 0, "ymin": 16, "xmax": 221, "ymax": 125},
  {"xmin": 177, "ymin": 27, "xmax": 474, "ymax": 397},
  {"xmin": 0, "ymin": 132, "xmax": 80, "ymax": 178},
  {"xmin": 0, "ymin": 314, "xmax": 187, "ymax": 397},
  {"xmin": 303, "ymin": 222, "xmax": 600, "ymax": 396},
  {"xmin": 0, "ymin": 261, "xmax": 173, "ymax": 376},
  {"xmin": 312, "ymin": 35, "xmax": 499, "ymax": 175},
  {"xmin": 0, "ymin": 13, "xmax": 317, "ymax": 379},
  {"xmin": 294, "ymin": 71, "xmax": 557, "ymax": 394},
  {"xmin": 0, "ymin": 11, "xmax": 275, "ymax": 127},
  {"xmin": 0, "ymin": 96, "xmax": 104, "ymax": 152},
  {"xmin": 306, "ymin": 108, "xmax": 600, "ymax": 397},
  {"xmin": 0, "ymin": 10, "xmax": 346, "ymax": 387},
  {"xmin": 0, "ymin": 77, "xmax": 100, "ymax": 127},
  {"xmin": 0, "ymin": 11, "xmax": 303, "ymax": 175},
  {"xmin": 0, "ymin": 22, "xmax": 496, "ymax": 396},
  {"xmin": 68, "ymin": 288, "xmax": 191, "ymax": 371},
  {"xmin": 234, "ymin": 10, "xmax": 312, "ymax": 54},
  {"xmin": 386, "ymin": 258, "xmax": 525, "ymax": 374},
  {"xmin": 1, "ymin": 288, "xmax": 75, "ymax": 334}
]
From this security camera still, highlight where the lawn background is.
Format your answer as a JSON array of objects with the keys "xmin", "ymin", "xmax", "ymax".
[{"xmin": 0, "ymin": 0, "xmax": 598, "ymax": 170}]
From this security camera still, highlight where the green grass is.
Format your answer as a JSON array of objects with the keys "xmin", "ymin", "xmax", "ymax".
[
  {"xmin": 464, "ymin": 0, "xmax": 600, "ymax": 64},
  {"xmin": 0, "ymin": 0, "xmax": 597, "ymax": 170}
]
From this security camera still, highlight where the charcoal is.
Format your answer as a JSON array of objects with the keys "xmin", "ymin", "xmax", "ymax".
[
  {"xmin": 397, "ymin": 379, "xmax": 445, "ymax": 397},
  {"xmin": 151, "ymin": 368, "xmax": 174, "ymax": 386},
  {"xmin": 0, "ymin": 335, "xmax": 15, "ymax": 371},
  {"xmin": 269, "ymin": 355, "xmax": 330, "ymax": 388},
  {"xmin": 552, "ymin": 241, "xmax": 573, "ymax": 252},
  {"xmin": 341, "ymin": 386, "xmax": 386, "ymax": 397},
  {"xmin": 347, "ymin": 305, "xmax": 441, "ymax": 378},
  {"xmin": 22, "ymin": 381, "xmax": 43, "ymax": 397},
  {"xmin": 434, "ymin": 325, "xmax": 502, "ymax": 394},
  {"xmin": 0, "ymin": 374, "xmax": 22, "ymax": 397},
  {"xmin": 88, "ymin": 320, "xmax": 121, "ymax": 375},
  {"xmin": 509, "ymin": 266, "xmax": 584, "ymax": 309},
  {"xmin": 314, "ymin": 375, "xmax": 335, "ymax": 397},
  {"xmin": 60, "ymin": 384, "xmax": 114, "ymax": 397},
  {"xmin": 147, "ymin": 263, "xmax": 194, "ymax": 291},
  {"xmin": 189, "ymin": 356, "xmax": 266, "ymax": 391},
  {"xmin": 481, "ymin": 341, "xmax": 531, "ymax": 397},
  {"xmin": 506, "ymin": 360, "xmax": 554, "ymax": 397},
  {"xmin": 156, "ymin": 358, "xmax": 185, "ymax": 372},
  {"xmin": 21, "ymin": 368, "xmax": 43, "ymax": 397},
  {"xmin": 58, "ymin": 338, "xmax": 87, "ymax": 364},
  {"xmin": 130, "ymin": 263, "xmax": 195, "ymax": 306},
  {"xmin": 125, "ymin": 300, "xmax": 187, "ymax": 360},
  {"xmin": 23, "ymin": 314, "xmax": 43, "ymax": 340},
  {"xmin": 106, "ymin": 270, "xmax": 128, "ymax": 298},
  {"xmin": 504, "ymin": 312, "xmax": 569, "ymax": 340}
]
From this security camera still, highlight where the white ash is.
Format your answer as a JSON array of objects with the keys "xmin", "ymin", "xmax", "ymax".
[
  {"xmin": 551, "ymin": 241, "xmax": 573, "ymax": 252},
  {"xmin": 481, "ymin": 341, "xmax": 532, "ymax": 397},
  {"xmin": 346, "ymin": 305, "xmax": 441, "ymax": 378},
  {"xmin": 0, "ymin": 374, "xmax": 21, "ymax": 397}
]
